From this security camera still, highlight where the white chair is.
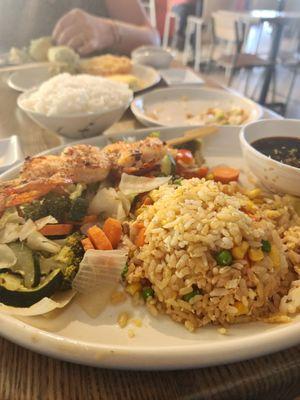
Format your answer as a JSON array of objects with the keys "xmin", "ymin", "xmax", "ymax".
[
  {"xmin": 183, "ymin": 16, "xmax": 204, "ymax": 72},
  {"xmin": 162, "ymin": 11, "xmax": 180, "ymax": 49},
  {"xmin": 142, "ymin": 0, "xmax": 157, "ymax": 28}
]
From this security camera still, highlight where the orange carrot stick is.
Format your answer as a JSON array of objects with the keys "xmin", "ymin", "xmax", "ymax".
[
  {"xmin": 81, "ymin": 237, "xmax": 94, "ymax": 252},
  {"xmin": 87, "ymin": 225, "xmax": 113, "ymax": 250},
  {"xmin": 103, "ymin": 218, "xmax": 122, "ymax": 249},
  {"xmin": 212, "ymin": 167, "xmax": 240, "ymax": 184},
  {"xmin": 39, "ymin": 224, "xmax": 73, "ymax": 236},
  {"xmin": 135, "ymin": 227, "xmax": 146, "ymax": 247}
]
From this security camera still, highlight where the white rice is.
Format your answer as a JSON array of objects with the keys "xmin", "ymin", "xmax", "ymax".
[{"xmin": 21, "ymin": 73, "xmax": 132, "ymax": 116}]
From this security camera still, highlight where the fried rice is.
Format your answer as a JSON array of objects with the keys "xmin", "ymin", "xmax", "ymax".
[{"xmin": 125, "ymin": 178, "xmax": 300, "ymax": 331}]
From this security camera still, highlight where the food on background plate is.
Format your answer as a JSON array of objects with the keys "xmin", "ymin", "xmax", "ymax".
[
  {"xmin": 189, "ymin": 107, "xmax": 249, "ymax": 126},
  {"xmin": 251, "ymin": 136, "xmax": 300, "ymax": 169},
  {"xmin": 0, "ymin": 133, "xmax": 299, "ymax": 332},
  {"xmin": 107, "ymin": 74, "xmax": 144, "ymax": 91},
  {"xmin": 80, "ymin": 54, "xmax": 132, "ymax": 76},
  {"xmin": 19, "ymin": 73, "xmax": 133, "ymax": 116}
]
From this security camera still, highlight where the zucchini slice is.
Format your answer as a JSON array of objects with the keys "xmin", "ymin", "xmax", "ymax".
[
  {"xmin": 0, "ymin": 269, "xmax": 63, "ymax": 307},
  {"xmin": 7, "ymin": 242, "xmax": 40, "ymax": 288}
]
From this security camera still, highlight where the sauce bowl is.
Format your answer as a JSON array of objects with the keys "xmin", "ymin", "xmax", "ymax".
[{"xmin": 240, "ymin": 119, "xmax": 300, "ymax": 196}]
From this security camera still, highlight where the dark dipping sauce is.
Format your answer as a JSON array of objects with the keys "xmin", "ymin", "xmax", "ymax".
[{"xmin": 251, "ymin": 136, "xmax": 300, "ymax": 169}]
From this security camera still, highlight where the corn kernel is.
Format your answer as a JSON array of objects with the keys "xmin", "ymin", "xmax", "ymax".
[
  {"xmin": 126, "ymin": 282, "xmax": 142, "ymax": 296},
  {"xmin": 246, "ymin": 188, "xmax": 262, "ymax": 199},
  {"xmin": 269, "ymin": 246, "xmax": 281, "ymax": 269},
  {"xmin": 248, "ymin": 248, "xmax": 264, "ymax": 262},
  {"xmin": 232, "ymin": 241, "xmax": 249, "ymax": 259},
  {"xmin": 235, "ymin": 301, "xmax": 248, "ymax": 315},
  {"xmin": 118, "ymin": 312, "xmax": 129, "ymax": 328},
  {"xmin": 265, "ymin": 210, "xmax": 281, "ymax": 219},
  {"xmin": 206, "ymin": 173, "xmax": 214, "ymax": 180},
  {"xmin": 245, "ymin": 200, "xmax": 257, "ymax": 213}
]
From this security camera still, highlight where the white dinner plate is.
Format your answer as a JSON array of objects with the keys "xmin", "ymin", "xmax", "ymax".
[
  {"xmin": 7, "ymin": 66, "xmax": 52, "ymax": 92},
  {"xmin": 131, "ymin": 87, "xmax": 262, "ymax": 127},
  {"xmin": 1, "ymin": 125, "xmax": 300, "ymax": 370},
  {"xmin": 7, "ymin": 63, "xmax": 160, "ymax": 93}
]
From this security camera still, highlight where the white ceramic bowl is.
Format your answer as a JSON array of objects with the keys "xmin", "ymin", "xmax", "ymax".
[
  {"xmin": 240, "ymin": 119, "xmax": 300, "ymax": 196},
  {"xmin": 17, "ymin": 89, "xmax": 132, "ymax": 139},
  {"xmin": 131, "ymin": 46, "xmax": 173, "ymax": 69}
]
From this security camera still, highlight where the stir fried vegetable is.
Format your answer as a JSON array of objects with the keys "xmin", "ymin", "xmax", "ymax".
[{"xmin": 69, "ymin": 197, "xmax": 89, "ymax": 221}]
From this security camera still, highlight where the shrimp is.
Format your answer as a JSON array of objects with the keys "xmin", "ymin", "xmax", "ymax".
[
  {"xmin": 0, "ymin": 175, "xmax": 72, "ymax": 212},
  {"xmin": 20, "ymin": 145, "xmax": 111, "ymax": 184},
  {"xmin": 61, "ymin": 144, "xmax": 110, "ymax": 183},
  {"xmin": 21, "ymin": 155, "xmax": 64, "ymax": 181},
  {"xmin": 103, "ymin": 137, "xmax": 167, "ymax": 174}
]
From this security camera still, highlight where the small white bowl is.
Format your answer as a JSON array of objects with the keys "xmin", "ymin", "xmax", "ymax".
[
  {"xmin": 0, "ymin": 135, "xmax": 23, "ymax": 173},
  {"xmin": 240, "ymin": 119, "xmax": 300, "ymax": 196},
  {"xmin": 17, "ymin": 89, "xmax": 132, "ymax": 140},
  {"xmin": 131, "ymin": 46, "xmax": 174, "ymax": 69}
]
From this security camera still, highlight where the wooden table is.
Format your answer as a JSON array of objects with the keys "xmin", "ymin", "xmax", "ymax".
[{"xmin": 0, "ymin": 70, "xmax": 300, "ymax": 400}]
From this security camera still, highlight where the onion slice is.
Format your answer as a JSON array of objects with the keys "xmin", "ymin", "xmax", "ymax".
[
  {"xmin": 119, "ymin": 173, "xmax": 171, "ymax": 196},
  {"xmin": 72, "ymin": 249, "xmax": 128, "ymax": 294}
]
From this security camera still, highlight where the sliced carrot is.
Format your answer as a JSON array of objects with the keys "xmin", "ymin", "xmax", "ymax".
[
  {"xmin": 39, "ymin": 224, "xmax": 73, "ymax": 236},
  {"xmin": 142, "ymin": 196, "xmax": 153, "ymax": 206},
  {"xmin": 87, "ymin": 225, "xmax": 113, "ymax": 250},
  {"xmin": 178, "ymin": 166, "xmax": 209, "ymax": 179},
  {"xmin": 81, "ymin": 237, "xmax": 94, "ymax": 252},
  {"xmin": 81, "ymin": 215, "xmax": 98, "ymax": 225},
  {"xmin": 103, "ymin": 218, "xmax": 122, "ymax": 249},
  {"xmin": 212, "ymin": 167, "xmax": 240, "ymax": 184},
  {"xmin": 135, "ymin": 226, "xmax": 146, "ymax": 247}
]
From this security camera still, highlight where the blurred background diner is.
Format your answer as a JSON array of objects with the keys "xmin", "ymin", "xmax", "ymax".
[{"xmin": 1, "ymin": 0, "xmax": 300, "ymax": 117}]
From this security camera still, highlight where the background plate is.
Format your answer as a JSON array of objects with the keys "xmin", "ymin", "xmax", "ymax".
[
  {"xmin": 6, "ymin": 63, "xmax": 161, "ymax": 93},
  {"xmin": 131, "ymin": 87, "xmax": 262, "ymax": 127},
  {"xmin": 0, "ymin": 126, "xmax": 299, "ymax": 370}
]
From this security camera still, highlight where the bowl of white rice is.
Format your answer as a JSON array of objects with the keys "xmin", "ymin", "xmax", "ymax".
[{"xmin": 17, "ymin": 73, "xmax": 133, "ymax": 139}]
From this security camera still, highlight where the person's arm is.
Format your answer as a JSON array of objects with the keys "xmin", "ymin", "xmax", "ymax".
[
  {"xmin": 104, "ymin": 0, "xmax": 160, "ymax": 53},
  {"xmin": 52, "ymin": 0, "xmax": 160, "ymax": 56}
]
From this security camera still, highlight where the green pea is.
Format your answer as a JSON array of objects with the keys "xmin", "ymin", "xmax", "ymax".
[
  {"xmin": 142, "ymin": 287, "xmax": 154, "ymax": 300},
  {"xmin": 261, "ymin": 240, "xmax": 271, "ymax": 253},
  {"xmin": 216, "ymin": 250, "xmax": 233, "ymax": 266},
  {"xmin": 121, "ymin": 264, "xmax": 128, "ymax": 280},
  {"xmin": 182, "ymin": 287, "xmax": 202, "ymax": 302},
  {"xmin": 149, "ymin": 131, "xmax": 160, "ymax": 138}
]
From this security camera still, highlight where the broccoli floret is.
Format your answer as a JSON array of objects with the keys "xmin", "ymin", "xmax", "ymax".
[
  {"xmin": 56, "ymin": 232, "xmax": 84, "ymax": 266},
  {"xmin": 54, "ymin": 232, "xmax": 84, "ymax": 290},
  {"xmin": 60, "ymin": 264, "xmax": 78, "ymax": 290},
  {"xmin": 43, "ymin": 192, "xmax": 71, "ymax": 222},
  {"xmin": 21, "ymin": 201, "xmax": 48, "ymax": 221},
  {"xmin": 69, "ymin": 197, "xmax": 88, "ymax": 221}
]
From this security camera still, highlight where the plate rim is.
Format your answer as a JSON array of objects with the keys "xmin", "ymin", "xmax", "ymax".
[
  {"xmin": 130, "ymin": 86, "xmax": 263, "ymax": 128},
  {"xmin": 1, "ymin": 125, "xmax": 299, "ymax": 370}
]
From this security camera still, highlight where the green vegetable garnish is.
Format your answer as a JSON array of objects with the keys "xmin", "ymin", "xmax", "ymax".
[
  {"xmin": 142, "ymin": 287, "xmax": 154, "ymax": 300},
  {"xmin": 216, "ymin": 250, "xmax": 233, "ymax": 266},
  {"xmin": 121, "ymin": 264, "xmax": 128, "ymax": 281},
  {"xmin": 149, "ymin": 131, "xmax": 160, "ymax": 138},
  {"xmin": 182, "ymin": 286, "xmax": 202, "ymax": 302},
  {"xmin": 160, "ymin": 154, "xmax": 176, "ymax": 176},
  {"xmin": 261, "ymin": 240, "xmax": 271, "ymax": 253},
  {"xmin": 173, "ymin": 177, "xmax": 183, "ymax": 185}
]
